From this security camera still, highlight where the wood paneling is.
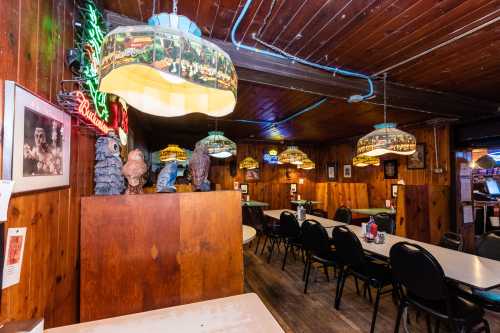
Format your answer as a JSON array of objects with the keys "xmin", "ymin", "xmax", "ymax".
[
  {"xmin": 0, "ymin": 0, "xmax": 97, "ymax": 328},
  {"xmin": 80, "ymin": 191, "xmax": 243, "ymax": 322}
]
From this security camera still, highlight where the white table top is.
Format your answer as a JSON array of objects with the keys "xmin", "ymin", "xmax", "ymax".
[
  {"xmin": 265, "ymin": 209, "xmax": 500, "ymax": 290},
  {"xmin": 45, "ymin": 293, "xmax": 284, "ymax": 333},
  {"xmin": 243, "ymin": 225, "xmax": 257, "ymax": 245}
]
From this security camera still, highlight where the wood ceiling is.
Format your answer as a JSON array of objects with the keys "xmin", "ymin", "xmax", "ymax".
[{"xmin": 102, "ymin": 0, "xmax": 500, "ymax": 147}]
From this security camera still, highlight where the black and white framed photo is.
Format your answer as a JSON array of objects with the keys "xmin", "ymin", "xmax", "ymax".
[
  {"xmin": 343, "ymin": 164, "xmax": 352, "ymax": 178},
  {"xmin": 407, "ymin": 143, "xmax": 425, "ymax": 169},
  {"xmin": 3, "ymin": 81, "xmax": 71, "ymax": 193},
  {"xmin": 391, "ymin": 184, "xmax": 398, "ymax": 198},
  {"xmin": 327, "ymin": 162, "xmax": 336, "ymax": 180},
  {"xmin": 240, "ymin": 183, "xmax": 248, "ymax": 194},
  {"xmin": 384, "ymin": 160, "xmax": 398, "ymax": 179}
]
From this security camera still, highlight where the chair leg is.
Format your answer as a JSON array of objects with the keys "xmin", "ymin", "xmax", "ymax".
[
  {"xmin": 254, "ymin": 234, "xmax": 262, "ymax": 254},
  {"xmin": 425, "ymin": 314, "xmax": 432, "ymax": 333},
  {"xmin": 323, "ymin": 265, "xmax": 330, "ymax": 282},
  {"xmin": 267, "ymin": 238, "xmax": 276, "ymax": 263},
  {"xmin": 394, "ymin": 301, "xmax": 405, "ymax": 333},
  {"xmin": 354, "ymin": 277, "xmax": 360, "ymax": 295},
  {"xmin": 302, "ymin": 255, "xmax": 309, "ymax": 281},
  {"xmin": 304, "ymin": 258, "xmax": 312, "ymax": 294},
  {"xmin": 260, "ymin": 235, "xmax": 268, "ymax": 255},
  {"xmin": 370, "ymin": 287, "xmax": 382, "ymax": 333},
  {"xmin": 335, "ymin": 269, "xmax": 347, "ymax": 310},
  {"xmin": 435, "ymin": 319, "xmax": 440, "ymax": 333},
  {"xmin": 482, "ymin": 319, "xmax": 490, "ymax": 333},
  {"xmin": 281, "ymin": 242, "xmax": 290, "ymax": 270}
]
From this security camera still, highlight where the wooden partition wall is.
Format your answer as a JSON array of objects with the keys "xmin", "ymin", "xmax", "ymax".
[
  {"xmin": 315, "ymin": 182, "xmax": 369, "ymax": 218},
  {"xmin": 80, "ymin": 191, "xmax": 244, "ymax": 322}
]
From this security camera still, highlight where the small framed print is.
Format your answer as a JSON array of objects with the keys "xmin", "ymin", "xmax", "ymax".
[
  {"xmin": 240, "ymin": 183, "xmax": 248, "ymax": 194},
  {"xmin": 290, "ymin": 183, "xmax": 297, "ymax": 193},
  {"xmin": 408, "ymin": 143, "xmax": 425, "ymax": 169},
  {"xmin": 343, "ymin": 164, "xmax": 352, "ymax": 178},
  {"xmin": 391, "ymin": 184, "xmax": 398, "ymax": 198},
  {"xmin": 327, "ymin": 163, "xmax": 337, "ymax": 180},
  {"xmin": 384, "ymin": 160, "xmax": 398, "ymax": 179},
  {"xmin": 233, "ymin": 181, "xmax": 239, "ymax": 190}
]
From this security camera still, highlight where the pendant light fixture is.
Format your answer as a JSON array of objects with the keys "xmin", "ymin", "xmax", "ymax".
[
  {"xmin": 278, "ymin": 146, "xmax": 307, "ymax": 165},
  {"xmin": 353, "ymin": 155, "xmax": 380, "ymax": 167},
  {"xmin": 239, "ymin": 157, "xmax": 259, "ymax": 170},
  {"xmin": 356, "ymin": 74, "xmax": 416, "ymax": 157},
  {"xmin": 159, "ymin": 144, "xmax": 187, "ymax": 162},
  {"xmin": 298, "ymin": 158, "xmax": 315, "ymax": 170},
  {"xmin": 98, "ymin": 0, "xmax": 237, "ymax": 118},
  {"xmin": 198, "ymin": 130, "xmax": 236, "ymax": 159}
]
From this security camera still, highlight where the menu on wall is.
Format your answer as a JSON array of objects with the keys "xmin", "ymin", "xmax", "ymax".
[{"xmin": 2, "ymin": 227, "xmax": 27, "ymax": 289}]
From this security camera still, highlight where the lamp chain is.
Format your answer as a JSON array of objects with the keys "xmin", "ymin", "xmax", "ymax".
[
  {"xmin": 173, "ymin": 0, "xmax": 178, "ymax": 14},
  {"xmin": 383, "ymin": 72, "xmax": 387, "ymax": 124},
  {"xmin": 152, "ymin": 0, "xmax": 156, "ymax": 16}
]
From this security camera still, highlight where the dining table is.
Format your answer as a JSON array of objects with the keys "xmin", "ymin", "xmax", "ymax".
[
  {"xmin": 241, "ymin": 200, "xmax": 269, "ymax": 207},
  {"xmin": 264, "ymin": 209, "xmax": 500, "ymax": 291},
  {"xmin": 290, "ymin": 200, "xmax": 322, "ymax": 205},
  {"xmin": 243, "ymin": 225, "xmax": 257, "ymax": 245},
  {"xmin": 351, "ymin": 208, "xmax": 395, "ymax": 216}
]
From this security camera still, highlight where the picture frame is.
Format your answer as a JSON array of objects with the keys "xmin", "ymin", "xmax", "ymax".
[
  {"xmin": 407, "ymin": 143, "xmax": 426, "ymax": 169},
  {"xmin": 343, "ymin": 164, "xmax": 352, "ymax": 178},
  {"xmin": 290, "ymin": 183, "xmax": 297, "ymax": 193},
  {"xmin": 3, "ymin": 81, "xmax": 71, "ymax": 193},
  {"xmin": 245, "ymin": 168, "xmax": 260, "ymax": 182},
  {"xmin": 327, "ymin": 162, "xmax": 336, "ymax": 180},
  {"xmin": 391, "ymin": 184, "xmax": 398, "ymax": 198},
  {"xmin": 384, "ymin": 160, "xmax": 398, "ymax": 179},
  {"xmin": 240, "ymin": 183, "xmax": 248, "ymax": 194}
]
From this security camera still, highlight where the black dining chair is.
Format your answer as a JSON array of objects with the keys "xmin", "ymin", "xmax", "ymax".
[
  {"xmin": 334, "ymin": 206, "xmax": 352, "ymax": 224},
  {"xmin": 259, "ymin": 210, "xmax": 283, "ymax": 259},
  {"xmin": 333, "ymin": 225, "xmax": 393, "ymax": 333},
  {"xmin": 310, "ymin": 208, "xmax": 327, "ymax": 218},
  {"xmin": 391, "ymin": 241, "xmax": 490, "ymax": 333},
  {"xmin": 281, "ymin": 211, "xmax": 302, "ymax": 271},
  {"xmin": 373, "ymin": 212, "xmax": 396, "ymax": 234},
  {"xmin": 265, "ymin": 211, "xmax": 293, "ymax": 263},
  {"xmin": 439, "ymin": 232, "xmax": 464, "ymax": 252},
  {"xmin": 245, "ymin": 206, "xmax": 266, "ymax": 254},
  {"xmin": 302, "ymin": 221, "xmax": 338, "ymax": 294}
]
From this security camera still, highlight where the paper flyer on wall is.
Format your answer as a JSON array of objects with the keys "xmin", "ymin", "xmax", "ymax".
[
  {"xmin": 0, "ymin": 180, "xmax": 14, "ymax": 221},
  {"xmin": 2, "ymin": 227, "xmax": 27, "ymax": 289}
]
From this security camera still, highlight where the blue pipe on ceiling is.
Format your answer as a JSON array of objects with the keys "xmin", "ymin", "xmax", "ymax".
[{"xmin": 230, "ymin": 0, "xmax": 374, "ymax": 102}]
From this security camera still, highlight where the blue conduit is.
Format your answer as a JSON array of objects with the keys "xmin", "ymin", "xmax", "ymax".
[{"xmin": 230, "ymin": 0, "xmax": 374, "ymax": 102}]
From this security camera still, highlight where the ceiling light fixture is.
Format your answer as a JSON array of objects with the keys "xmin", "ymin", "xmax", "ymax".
[
  {"xmin": 278, "ymin": 146, "xmax": 307, "ymax": 165},
  {"xmin": 298, "ymin": 158, "xmax": 315, "ymax": 170},
  {"xmin": 99, "ymin": 0, "xmax": 237, "ymax": 118},
  {"xmin": 356, "ymin": 73, "xmax": 416, "ymax": 157},
  {"xmin": 353, "ymin": 155, "xmax": 380, "ymax": 167},
  {"xmin": 199, "ymin": 131, "xmax": 237, "ymax": 159},
  {"xmin": 159, "ymin": 144, "xmax": 187, "ymax": 162},
  {"xmin": 239, "ymin": 157, "xmax": 259, "ymax": 170}
]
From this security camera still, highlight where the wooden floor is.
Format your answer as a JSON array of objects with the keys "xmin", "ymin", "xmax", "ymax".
[{"xmin": 244, "ymin": 243, "xmax": 500, "ymax": 333}]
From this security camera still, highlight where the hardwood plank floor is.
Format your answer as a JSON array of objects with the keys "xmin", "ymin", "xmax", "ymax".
[{"xmin": 243, "ymin": 242, "xmax": 500, "ymax": 333}]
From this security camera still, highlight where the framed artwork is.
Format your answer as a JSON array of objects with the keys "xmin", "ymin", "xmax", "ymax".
[
  {"xmin": 240, "ymin": 183, "xmax": 248, "ymax": 194},
  {"xmin": 290, "ymin": 183, "xmax": 297, "ymax": 193},
  {"xmin": 384, "ymin": 160, "xmax": 398, "ymax": 179},
  {"xmin": 3, "ymin": 81, "xmax": 71, "ymax": 193},
  {"xmin": 245, "ymin": 168, "xmax": 260, "ymax": 181},
  {"xmin": 343, "ymin": 164, "xmax": 352, "ymax": 178},
  {"xmin": 391, "ymin": 184, "xmax": 398, "ymax": 198},
  {"xmin": 327, "ymin": 163, "xmax": 336, "ymax": 180},
  {"xmin": 233, "ymin": 181, "xmax": 239, "ymax": 190},
  {"xmin": 407, "ymin": 143, "xmax": 426, "ymax": 169}
]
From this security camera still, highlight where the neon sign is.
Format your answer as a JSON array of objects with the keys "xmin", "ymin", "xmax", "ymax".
[
  {"xmin": 75, "ymin": 91, "xmax": 111, "ymax": 134},
  {"xmin": 77, "ymin": 0, "xmax": 109, "ymax": 122}
]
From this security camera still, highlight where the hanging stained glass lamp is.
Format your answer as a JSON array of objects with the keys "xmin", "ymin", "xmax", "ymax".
[
  {"xmin": 298, "ymin": 158, "xmax": 315, "ymax": 170},
  {"xmin": 98, "ymin": 6, "xmax": 237, "ymax": 118},
  {"xmin": 356, "ymin": 73, "xmax": 416, "ymax": 157},
  {"xmin": 199, "ymin": 131, "xmax": 236, "ymax": 159},
  {"xmin": 160, "ymin": 144, "xmax": 187, "ymax": 162},
  {"xmin": 353, "ymin": 155, "xmax": 380, "ymax": 167},
  {"xmin": 278, "ymin": 146, "xmax": 307, "ymax": 165},
  {"xmin": 239, "ymin": 157, "xmax": 259, "ymax": 170}
]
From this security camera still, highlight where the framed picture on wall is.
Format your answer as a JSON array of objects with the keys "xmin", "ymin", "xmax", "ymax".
[
  {"xmin": 327, "ymin": 163, "xmax": 337, "ymax": 180},
  {"xmin": 290, "ymin": 183, "xmax": 297, "ymax": 193},
  {"xmin": 343, "ymin": 164, "xmax": 352, "ymax": 178},
  {"xmin": 407, "ymin": 143, "xmax": 425, "ymax": 169},
  {"xmin": 391, "ymin": 184, "xmax": 398, "ymax": 198},
  {"xmin": 245, "ymin": 168, "xmax": 260, "ymax": 181},
  {"xmin": 384, "ymin": 160, "xmax": 398, "ymax": 179},
  {"xmin": 3, "ymin": 81, "xmax": 71, "ymax": 193},
  {"xmin": 240, "ymin": 183, "xmax": 248, "ymax": 194}
]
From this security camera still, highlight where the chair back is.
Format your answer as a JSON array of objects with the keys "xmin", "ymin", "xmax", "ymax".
[
  {"xmin": 439, "ymin": 232, "xmax": 463, "ymax": 252},
  {"xmin": 242, "ymin": 206, "xmax": 253, "ymax": 226},
  {"xmin": 332, "ymin": 226, "xmax": 365, "ymax": 267},
  {"xmin": 310, "ymin": 209, "xmax": 327, "ymax": 218},
  {"xmin": 303, "ymin": 201, "xmax": 313, "ymax": 214},
  {"xmin": 334, "ymin": 206, "xmax": 352, "ymax": 224},
  {"xmin": 302, "ymin": 221, "xmax": 331, "ymax": 256},
  {"xmin": 280, "ymin": 211, "xmax": 300, "ymax": 238},
  {"xmin": 477, "ymin": 230, "xmax": 500, "ymax": 261},
  {"xmin": 373, "ymin": 213, "xmax": 395, "ymax": 234},
  {"xmin": 390, "ymin": 242, "xmax": 448, "ymax": 301}
]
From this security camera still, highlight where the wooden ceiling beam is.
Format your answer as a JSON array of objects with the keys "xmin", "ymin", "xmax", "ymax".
[{"xmin": 104, "ymin": 10, "xmax": 500, "ymax": 120}]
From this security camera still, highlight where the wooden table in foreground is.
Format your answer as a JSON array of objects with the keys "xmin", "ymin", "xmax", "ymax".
[
  {"xmin": 351, "ymin": 208, "xmax": 395, "ymax": 215},
  {"xmin": 265, "ymin": 209, "xmax": 500, "ymax": 291},
  {"xmin": 45, "ymin": 293, "xmax": 284, "ymax": 333}
]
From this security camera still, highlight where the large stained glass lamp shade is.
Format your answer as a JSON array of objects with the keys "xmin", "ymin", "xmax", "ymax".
[
  {"xmin": 353, "ymin": 155, "xmax": 380, "ymax": 167},
  {"xmin": 278, "ymin": 146, "xmax": 307, "ymax": 165},
  {"xmin": 298, "ymin": 158, "xmax": 315, "ymax": 170},
  {"xmin": 159, "ymin": 144, "xmax": 187, "ymax": 162},
  {"xmin": 98, "ymin": 12, "xmax": 237, "ymax": 118},
  {"xmin": 199, "ymin": 131, "xmax": 236, "ymax": 159},
  {"xmin": 239, "ymin": 157, "xmax": 259, "ymax": 170},
  {"xmin": 357, "ymin": 123, "xmax": 416, "ymax": 157}
]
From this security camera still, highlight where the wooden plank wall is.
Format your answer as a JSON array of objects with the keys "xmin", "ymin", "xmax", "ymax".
[
  {"xmin": 315, "ymin": 182, "xmax": 369, "ymax": 218},
  {"xmin": 209, "ymin": 143, "xmax": 318, "ymax": 209},
  {"xmin": 80, "ymin": 191, "xmax": 243, "ymax": 322},
  {"xmin": 0, "ymin": 0, "xmax": 96, "ymax": 328}
]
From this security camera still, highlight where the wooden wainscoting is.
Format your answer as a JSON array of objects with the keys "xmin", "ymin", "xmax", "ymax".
[
  {"xmin": 80, "ymin": 191, "xmax": 244, "ymax": 322},
  {"xmin": 315, "ymin": 182, "xmax": 369, "ymax": 218}
]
